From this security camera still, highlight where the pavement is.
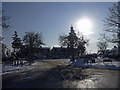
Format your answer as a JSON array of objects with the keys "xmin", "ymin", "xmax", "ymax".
[{"xmin": 2, "ymin": 59, "xmax": 120, "ymax": 88}]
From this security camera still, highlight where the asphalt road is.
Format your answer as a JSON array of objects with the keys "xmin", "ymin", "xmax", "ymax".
[
  {"xmin": 2, "ymin": 59, "xmax": 120, "ymax": 88},
  {"xmin": 2, "ymin": 59, "xmax": 70, "ymax": 88}
]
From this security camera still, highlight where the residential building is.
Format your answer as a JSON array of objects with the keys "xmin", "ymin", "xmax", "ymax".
[{"xmin": 37, "ymin": 47, "xmax": 51, "ymax": 59}]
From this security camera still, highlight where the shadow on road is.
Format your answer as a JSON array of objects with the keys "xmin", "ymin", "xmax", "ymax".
[{"xmin": 3, "ymin": 65, "xmax": 89, "ymax": 88}]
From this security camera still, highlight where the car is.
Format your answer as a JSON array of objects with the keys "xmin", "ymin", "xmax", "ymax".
[{"xmin": 103, "ymin": 57, "xmax": 112, "ymax": 63}]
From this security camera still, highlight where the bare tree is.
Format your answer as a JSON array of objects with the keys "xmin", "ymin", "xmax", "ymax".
[
  {"xmin": 97, "ymin": 33, "xmax": 108, "ymax": 55},
  {"xmin": 0, "ymin": 10, "xmax": 10, "ymax": 29},
  {"xmin": 23, "ymin": 32, "xmax": 45, "ymax": 62},
  {"xmin": 77, "ymin": 35, "xmax": 89, "ymax": 56},
  {"xmin": 97, "ymin": 41, "xmax": 108, "ymax": 55},
  {"xmin": 0, "ymin": 3, "xmax": 11, "ymax": 64},
  {"xmin": 104, "ymin": 1, "xmax": 120, "ymax": 53}
]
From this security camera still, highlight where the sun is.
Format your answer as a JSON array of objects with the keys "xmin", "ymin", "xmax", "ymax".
[{"xmin": 76, "ymin": 17, "xmax": 94, "ymax": 36}]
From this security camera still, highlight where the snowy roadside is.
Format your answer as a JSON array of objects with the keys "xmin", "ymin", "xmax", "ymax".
[
  {"xmin": 70, "ymin": 58, "xmax": 120, "ymax": 70},
  {"xmin": 2, "ymin": 58, "xmax": 119, "ymax": 88},
  {"xmin": 1, "ymin": 59, "xmax": 70, "ymax": 75},
  {"xmin": 1, "ymin": 61, "xmax": 41, "ymax": 75},
  {"xmin": 1, "ymin": 57, "xmax": 120, "ymax": 75}
]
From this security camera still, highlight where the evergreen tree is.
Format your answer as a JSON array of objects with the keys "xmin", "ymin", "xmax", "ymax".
[
  {"xmin": 2, "ymin": 43, "xmax": 7, "ymax": 54},
  {"xmin": 12, "ymin": 31, "xmax": 22, "ymax": 53},
  {"xmin": 68, "ymin": 26, "xmax": 78, "ymax": 61},
  {"xmin": 59, "ymin": 26, "xmax": 88, "ymax": 61}
]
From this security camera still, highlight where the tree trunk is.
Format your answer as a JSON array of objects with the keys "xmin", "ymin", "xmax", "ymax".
[
  {"xmin": 118, "ymin": 23, "xmax": 120, "ymax": 53},
  {"xmin": 118, "ymin": 2, "xmax": 120, "ymax": 53},
  {"xmin": 28, "ymin": 47, "xmax": 34, "ymax": 64},
  {"xmin": 70, "ymin": 47, "xmax": 75, "ymax": 61},
  {"xmin": 71, "ymin": 55, "xmax": 75, "ymax": 61},
  {"xmin": 118, "ymin": 27, "xmax": 120, "ymax": 53}
]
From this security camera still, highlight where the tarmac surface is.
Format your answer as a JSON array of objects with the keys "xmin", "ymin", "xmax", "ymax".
[{"xmin": 2, "ymin": 59, "xmax": 119, "ymax": 88}]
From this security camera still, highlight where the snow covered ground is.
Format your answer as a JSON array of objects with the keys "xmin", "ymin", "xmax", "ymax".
[
  {"xmin": 1, "ymin": 61, "xmax": 41, "ymax": 75},
  {"xmin": 1, "ymin": 59, "xmax": 70, "ymax": 75},
  {"xmin": 1, "ymin": 58, "xmax": 120, "ymax": 75},
  {"xmin": 70, "ymin": 58, "xmax": 120, "ymax": 70}
]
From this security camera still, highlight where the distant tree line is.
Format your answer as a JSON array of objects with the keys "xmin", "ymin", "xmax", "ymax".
[{"xmin": 2, "ymin": 25, "xmax": 88, "ymax": 63}]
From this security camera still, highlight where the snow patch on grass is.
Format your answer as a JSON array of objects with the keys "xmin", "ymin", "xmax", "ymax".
[
  {"xmin": 70, "ymin": 58, "xmax": 120, "ymax": 70},
  {"xmin": 1, "ymin": 61, "xmax": 41, "ymax": 75}
]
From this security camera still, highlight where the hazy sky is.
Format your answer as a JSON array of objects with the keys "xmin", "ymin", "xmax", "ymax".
[{"xmin": 2, "ymin": 2, "xmax": 114, "ymax": 53}]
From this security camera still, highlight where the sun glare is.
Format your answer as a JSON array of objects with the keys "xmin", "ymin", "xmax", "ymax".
[{"xmin": 76, "ymin": 18, "xmax": 94, "ymax": 36}]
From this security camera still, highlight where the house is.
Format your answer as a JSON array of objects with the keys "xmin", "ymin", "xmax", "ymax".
[
  {"xmin": 50, "ymin": 47, "xmax": 69, "ymax": 58},
  {"xmin": 50, "ymin": 46, "xmax": 79, "ymax": 59},
  {"xmin": 37, "ymin": 47, "xmax": 50, "ymax": 59},
  {"xmin": 17, "ymin": 45, "xmax": 81, "ymax": 59}
]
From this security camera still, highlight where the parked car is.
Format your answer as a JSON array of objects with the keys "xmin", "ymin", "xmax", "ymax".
[{"xmin": 103, "ymin": 57, "xmax": 112, "ymax": 63}]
